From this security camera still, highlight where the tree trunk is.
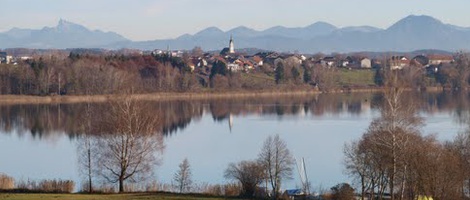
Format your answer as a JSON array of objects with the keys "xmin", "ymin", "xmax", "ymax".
[
  {"xmin": 88, "ymin": 146, "xmax": 93, "ymax": 193},
  {"xmin": 119, "ymin": 177, "xmax": 124, "ymax": 193},
  {"xmin": 391, "ymin": 133, "xmax": 397, "ymax": 200},
  {"xmin": 361, "ymin": 175, "xmax": 365, "ymax": 200}
]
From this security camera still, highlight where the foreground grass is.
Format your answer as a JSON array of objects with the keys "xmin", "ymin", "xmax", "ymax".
[{"xmin": 0, "ymin": 193, "xmax": 247, "ymax": 200}]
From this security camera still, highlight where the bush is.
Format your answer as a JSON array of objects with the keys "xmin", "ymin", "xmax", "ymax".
[
  {"xmin": 39, "ymin": 179, "xmax": 75, "ymax": 193},
  {"xmin": 0, "ymin": 173, "xmax": 14, "ymax": 190},
  {"xmin": 16, "ymin": 179, "xmax": 75, "ymax": 193}
]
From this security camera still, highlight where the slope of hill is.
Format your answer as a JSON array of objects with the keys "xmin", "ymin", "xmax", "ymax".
[
  {"xmin": 2, "ymin": 15, "xmax": 470, "ymax": 53},
  {"xmin": 0, "ymin": 19, "xmax": 129, "ymax": 49}
]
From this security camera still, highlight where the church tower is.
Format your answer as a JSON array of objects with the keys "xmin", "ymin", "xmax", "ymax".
[{"xmin": 229, "ymin": 34, "xmax": 235, "ymax": 54}]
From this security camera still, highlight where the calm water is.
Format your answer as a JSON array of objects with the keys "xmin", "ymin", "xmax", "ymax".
[{"xmin": 0, "ymin": 92, "xmax": 468, "ymax": 191}]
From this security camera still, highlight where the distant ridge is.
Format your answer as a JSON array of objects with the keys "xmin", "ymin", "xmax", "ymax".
[
  {"xmin": 0, "ymin": 19, "xmax": 129, "ymax": 49},
  {"xmin": 1, "ymin": 15, "xmax": 470, "ymax": 53}
]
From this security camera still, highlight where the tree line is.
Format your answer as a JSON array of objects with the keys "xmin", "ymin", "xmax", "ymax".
[
  {"xmin": 1, "ymin": 51, "xmax": 470, "ymax": 95},
  {"xmin": 344, "ymin": 72, "xmax": 470, "ymax": 200}
]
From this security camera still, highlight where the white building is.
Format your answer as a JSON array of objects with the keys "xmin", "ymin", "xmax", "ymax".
[{"xmin": 361, "ymin": 58, "xmax": 372, "ymax": 68}]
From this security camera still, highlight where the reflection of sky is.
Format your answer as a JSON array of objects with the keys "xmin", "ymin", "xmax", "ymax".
[
  {"xmin": 422, "ymin": 112, "xmax": 466, "ymax": 141},
  {"xmin": 0, "ymin": 108, "xmax": 465, "ymax": 192},
  {"xmin": 0, "ymin": 130, "xmax": 77, "ymax": 183},
  {"xmin": 158, "ymin": 108, "xmax": 454, "ymax": 191}
]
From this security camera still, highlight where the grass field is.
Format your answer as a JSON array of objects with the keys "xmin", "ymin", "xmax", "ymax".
[
  {"xmin": 337, "ymin": 69, "xmax": 376, "ymax": 87},
  {"xmin": 0, "ymin": 193, "xmax": 247, "ymax": 200}
]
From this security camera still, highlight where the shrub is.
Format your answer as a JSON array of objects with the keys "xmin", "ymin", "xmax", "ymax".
[
  {"xmin": 0, "ymin": 173, "xmax": 14, "ymax": 190},
  {"xmin": 16, "ymin": 179, "xmax": 74, "ymax": 193}
]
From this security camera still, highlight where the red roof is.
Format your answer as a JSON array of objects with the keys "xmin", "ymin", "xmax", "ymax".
[{"xmin": 427, "ymin": 54, "xmax": 453, "ymax": 61}]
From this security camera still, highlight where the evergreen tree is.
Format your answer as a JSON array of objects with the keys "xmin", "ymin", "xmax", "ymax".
[
  {"xmin": 303, "ymin": 67, "xmax": 312, "ymax": 83},
  {"xmin": 210, "ymin": 60, "xmax": 228, "ymax": 80},
  {"xmin": 275, "ymin": 62, "xmax": 285, "ymax": 84},
  {"xmin": 291, "ymin": 66, "xmax": 301, "ymax": 83}
]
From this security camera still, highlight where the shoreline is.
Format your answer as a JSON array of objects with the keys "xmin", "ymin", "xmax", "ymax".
[{"xmin": 0, "ymin": 87, "xmax": 443, "ymax": 105}]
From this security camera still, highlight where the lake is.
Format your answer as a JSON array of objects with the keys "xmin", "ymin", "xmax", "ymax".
[{"xmin": 0, "ymin": 92, "xmax": 468, "ymax": 192}]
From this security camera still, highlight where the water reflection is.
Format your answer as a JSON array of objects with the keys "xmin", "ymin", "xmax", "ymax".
[
  {"xmin": 1, "ymin": 91, "xmax": 469, "ymax": 191},
  {"xmin": 1, "ymin": 92, "xmax": 470, "ymax": 140}
]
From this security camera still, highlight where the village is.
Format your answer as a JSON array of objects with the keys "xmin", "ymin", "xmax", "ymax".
[
  {"xmin": 143, "ymin": 36, "xmax": 456, "ymax": 76},
  {"xmin": 0, "ymin": 35, "xmax": 456, "ymax": 74},
  {"xmin": 0, "ymin": 35, "xmax": 465, "ymax": 98}
]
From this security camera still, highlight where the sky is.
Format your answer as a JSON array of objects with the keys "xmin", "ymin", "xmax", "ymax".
[{"xmin": 2, "ymin": 0, "xmax": 470, "ymax": 41}]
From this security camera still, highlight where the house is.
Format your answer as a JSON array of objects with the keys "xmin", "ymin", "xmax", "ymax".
[
  {"xmin": 222, "ymin": 57, "xmax": 244, "ymax": 72},
  {"xmin": 187, "ymin": 58, "xmax": 199, "ymax": 72},
  {"xmin": 171, "ymin": 50, "xmax": 183, "ymax": 57},
  {"xmin": 224, "ymin": 57, "xmax": 255, "ymax": 72},
  {"xmin": 197, "ymin": 58, "xmax": 208, "ymax": 68},
  {"xmin": 361, "ymin": 58, "xmax": 372, "ymax": 68},
  {"xmin": 283, "ymin": 189, "xmax": 304, "ymax": 200},
  {"xmin": 427, "ymin": 54, "xmax": 453, "ymax": 65},
  {"xmin": 0, "ymin": 52, "xmax": 7, "ymax": 64},
  {"xmin": 257, "ymin": 52, "xmax": 280, "ymax": 67},
  {"xmin": 411, "ymin": 55, "xmax": 429, "ymax": 67},
  {"xmin": 341, "ymin": 56, "xmax": 356, "ymax": 67},
  {"xmin": 189, "ymin": 57, "xmax": 208, "ymax": 70},
  {"xmin": 227, "ymin": 62, "xmax": 242, "ymax": 71},
  {"xmin": 245, "ymin": 61, "xmax": 254, "ymax": 71},
  {"xmin": 389, "ymin": 56, "xmax": 410, "ymax": 70},
  {"xmin": 284, "ymin": 56, "xmax": 302, "ymax": 66},
  {"xmin": 341, "ymin": 56, "xmax": 371, "ymax": 69},
  {"xmin": 251, "ymin": 55, "xmax": 264, "ymax": 67},
  {"xmin": 426, "ymin": 62, "xmax": 453, "ymax": 75},
  {"xmin": 321, "ymin": 56, "xmax": 337, "ymax": 67},
  {"xmin": 152, "ymin": 49, "xmax": 165, "ymax": 55}
]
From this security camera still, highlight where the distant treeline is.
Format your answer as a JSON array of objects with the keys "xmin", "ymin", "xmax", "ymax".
[
  {"xmin": 1, "ymin": 51, "xmax": 470, "ymax": 95},
  {"xmin": 0, "ymin": 52, "xmax": 275, "ymax": 95}
]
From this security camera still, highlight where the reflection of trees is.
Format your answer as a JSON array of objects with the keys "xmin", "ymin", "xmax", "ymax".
[
  {"xmin": 0, "ymin": 104, "xmax": 85, "ymax": 140},
  {"xmin": 76, "ymin": 103, "xmax": 98, "ymax": 193},
  {"xmin": 159, "ymin": 100, "xmax": 203, "ymax": 135},
  {"xmin": 96, "ymin": 98, "xmax": 164, "ymax": 193},
  {"xmin": 2, "ymin": 92, "xmax": 470, "ymax": 139},
  {"xmin": 74, "ymin": 99, "xmax": 166, "ymax": 193}
]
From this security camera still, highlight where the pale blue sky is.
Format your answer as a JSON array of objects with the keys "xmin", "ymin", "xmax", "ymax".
[{"xmin": 2, "ymin": 0, "xmax": 469, "ymax": 41}]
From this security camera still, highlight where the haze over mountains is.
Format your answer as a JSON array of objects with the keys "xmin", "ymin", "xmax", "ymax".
[{"xmin": 1, "ymin": 15, "xmax": 470, "ymax": 53}]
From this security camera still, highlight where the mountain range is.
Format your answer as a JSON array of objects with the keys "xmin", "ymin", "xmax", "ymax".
[{"xmin": 2, "ymin": 15, "xmax": 470, "ymax": 53}]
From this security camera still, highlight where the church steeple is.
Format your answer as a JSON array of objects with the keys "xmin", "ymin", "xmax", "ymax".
[{"xmin": 229, "ymin": 34, "xmax": 235, "ymax": 54}]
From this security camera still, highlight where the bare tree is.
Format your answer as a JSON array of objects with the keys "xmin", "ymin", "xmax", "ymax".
[
  {"xmin": 191, "ymin": 46, "xmax": 204, "ymax": 57},
  {"xmin": 312, "ymin": 64, "xmax": 339, "ymax": 92},
  {"xmin": 224, "ymin": 160, "xmax": 265, "ymax": 197},
  {"xmin": 76, "ymin": 103, "xmax": 98, "ymax": 193},
  {"xmin": 344, "ymin": 141, "xmax": 373, "ymax": 200},
  {"xmin": 345, "ymin": 73, "xmax": 424, "ymax": 200},
  {"xmin": 96, "ymin": 97, "xmax": 164, "ymax": 192},
  {"xmin": 77, "ymin": 134, "xmax": 98, "ymax": 193},
  {"xmin": 174, "ymin": 158, "xmax": 192, "ymax": 193},
  {"xmin": 452, "ymin": 130, "xmax": 470, "ymax": 197},
  {"xmin": 454, "ymin": 51, "xmax": 470, "ymax": 90},
  {"xmin": 258, "ymin": 134, "xmax": 294, "ymax": 199}
]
